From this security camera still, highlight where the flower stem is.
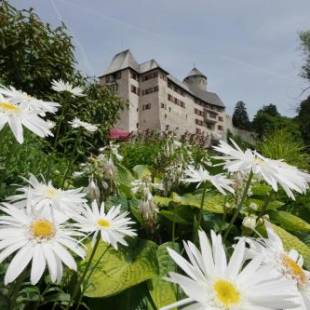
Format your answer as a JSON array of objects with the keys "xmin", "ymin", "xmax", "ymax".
[
  {"xmin": 67, "ymin": 235, "xmax": 101, "ymax": 309},
  {"xmin": 76, "ymin": 245, "xmax": 111, "ymax": 310},
  {"xmin": 257, "ymin": 191, "xmax": 273, "ymax": 223},
  {"xmin": 224, "ymin": 171, "xmax": 253, "ymax": 241},
  {"xmin": 193, "ymin": 184, "xmax": 207, "ymax": 242},
  {"xmin": 197, "ymin": 184, "xmax": 207, "ymax": 228},
  {"xmin": 61, "ymin": 129, "xmax": 81, "ymax": 188}
]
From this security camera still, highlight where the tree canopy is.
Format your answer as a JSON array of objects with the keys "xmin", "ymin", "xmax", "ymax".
[
  {"xmin": 0, "ymin": 1, "xmax": 125, "ymax": 153},
  {"xmin": 297, "ymin": 96, "xmax": 310, "ymax": 149},
  {"xmin": 232, "ymin": 101, "xmax": 251, "ymax": 130}
]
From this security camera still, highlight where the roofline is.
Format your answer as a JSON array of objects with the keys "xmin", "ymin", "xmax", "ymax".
[
  {"xmin": 99, "ymin": 65, "xmax": 169, "ymax": 78},
  {"xmin": 167, "ymin": 76, "xmax": 225, "ymax": 109}
]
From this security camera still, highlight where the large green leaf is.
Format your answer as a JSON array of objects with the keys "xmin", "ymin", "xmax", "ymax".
[
  {"xmin": 132, "ymin": 165, "xmax": 152, "ymax": 179},
  {"xmin": 153, "ymin": 195, "xmax": 173, "ymax": 206},
  {"xmin": 87, "ymin": 283, "xmax": 150, "ymax": 310},
  {"xmin": 171, "ymin": 192, "xmax": 224, "ymax": 213},
  {"xmin": 246, "ymin": 198, "xmax": 284, "ymax": 211},
  {"xmin": 84, "ymin": 239, "xmax": 159, "ymax": 298},
  {"xmin": 148, "ymin": 242, "xmax": 179, "ymax": 309},
  {"xmin": 251, "ymin": 183, "xmax": 271, "ymax": 197},
  {"xmin": 270, "ymin": 211, "xmax": 310, "ymax": 233},
  {"xmin": 271, "ymin": 224, "xmax": 310, "ymax": 270}
]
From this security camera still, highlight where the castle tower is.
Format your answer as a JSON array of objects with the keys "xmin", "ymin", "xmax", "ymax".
[{"xmin": 183, "ymin": 67, "xmax": 207, "ymax": 91}]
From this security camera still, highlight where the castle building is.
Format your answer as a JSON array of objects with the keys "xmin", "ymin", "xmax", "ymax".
[{"xmin": 99, "ymin": 49, "xmax": 227, "ymax": 143}]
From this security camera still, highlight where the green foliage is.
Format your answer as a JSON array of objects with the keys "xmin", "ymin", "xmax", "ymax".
[
  {"xmin": 300, "ymin": 31, "xmax": 310, "ymax": 82},
  {"xmin": 258, "ymin": 129, "xmax": 310, "ymax": 170},
  {"xmin": 270, "ymin": 211, "xmax": 310, "ymax": 233},
  {"xmin": 148, "ymin": 242, "xmax": 179, "ymax": 309},
  {"xmin": 232, "ymin": 101, "xmax": 251, "ymax": 130},
  {"xmin": 0, "ymin": 131, "xmax": 68, "ymax": 199},
  {"xmin": 0, "ymin": 0, "xmax": 125, "ymax": 158},
  {"xmin": 0, "ymin": 1, "xmax": 75, "ymax": 96},
  {"xmin": 84, "ymin": 240, "xmax": 158, "ymax": 298},
  {"xmin": 252, "ymin": 104, "xmax": 299, "ymax": 139},
  {"xmin": 297, "ymin": 95, "xmax": 310, "ymax": 149}
]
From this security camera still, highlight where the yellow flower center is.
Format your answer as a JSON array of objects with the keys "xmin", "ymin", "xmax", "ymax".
[
  {"xmin": 0, "ymin": 101, "xmax": 20, "ymax": 112},
  {"xmin": 46, "ymin": 186, "xmax": 58, "ymax": 198},
  {"xmin": 97, "ymin": 218, "xmax": 111, "ymax": 229},
  {"xmin": 282, "ymin": 255, "xmax": 307, "ymax": 285},
  {"xmin": 213, "ymin": 279, "xmax": 241, "ymax": 307},
  {"xmin": 31, "ymin": 219, "xmax": 56, "ymax": 240}
]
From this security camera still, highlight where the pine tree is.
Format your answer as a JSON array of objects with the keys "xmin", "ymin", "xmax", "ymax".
[{"xmin": 232, "ymin": 101, "xmax": 251, "ymax": 130}]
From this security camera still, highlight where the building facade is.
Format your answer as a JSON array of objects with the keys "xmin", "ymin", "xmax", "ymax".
[{"xmin": 99, "ymin": 49, "xmax": 227, "ymax": 144}]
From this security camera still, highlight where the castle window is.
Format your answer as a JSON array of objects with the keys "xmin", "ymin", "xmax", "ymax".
[
  {"xmin": 195, "ymin": 119, "xmax": 203, "ymax": 126},
  {"xmin": 218, "ymin": 116, "xmax": 223, "ymax": 122},
  {"xmin": 196, "ymin": 128, "xmax": 201, "ymax": 134},
  {"xmin": 208, "ymin": 112, "xmax": 217, "ymax": 119},
  {"xmin": 142, "ymin": 86, "xmax": 158, "ymax": 95},
  {"xmin": 159, "ymin": 72, "xmax": 166, "ymax": 80},
  {"xmin": 141, "ymin": 71, "xmax": 158, "ymax": 81},
  {"xmin": 131, "ymin": 71, "xmax": 139, "ymax": 81},
  {"xmin": 131, "ymin": 85, "xmax": 138, "ymax": 95},
  {"xmin": 218, "ymin": 125, "xmax": 223, "ymax": 131},
  {"xmin": 142, "ymin": 103, "xmax": 151, "ymax": 111},
  {"xmin": 136, "ymin": 123, "xmax": 139, "ymax": 128},
  {"xmin": 161, "ymin": 103, "xmax": 165, "ymax": 109}
]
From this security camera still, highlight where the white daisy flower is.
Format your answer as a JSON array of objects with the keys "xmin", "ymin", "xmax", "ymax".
[
  {"xmin": 0, "ymin": 85, "xmax": 60, "ymax": 116},
  {"xmin": 74, "ymin": 201, "xmax": 136, "ymax": 249},
  {"xmin": 247, "ymin": 224, "xmax": 310, "ymax": 310},
  {"xmin": 69, "ymin": 117, "xmax": 98, "ymax": 133},
  {"xmin": 8, "ymin": 174, "xmax": 86, "ymax": 221},
  {"xmin": 51, "ymin": 80, "xmax": 85, "ymax": 97},
  {"xmin": 214, "ymin": 139, "xmax": 310, "ymax": 199},
  {"xmin": 0, "ymin": 204, "xmax": 85, "ymax": 285},
  {"xmin": 161, "ymin": 230, "xmax": 299, "ymax": 310},
  {"xmin": 0, "ymin": 94, "xmax": 54, "ymax": 144},
  {"xmin": 182, "ymin": 165, "xmax": 234, "ymax": 195}
]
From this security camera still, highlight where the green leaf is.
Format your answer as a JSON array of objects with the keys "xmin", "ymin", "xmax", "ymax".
[
  {"xmin": 251, "ymin": 183, "xmax": 271, "ymax": 197},
  {"xmin": 270, "ymin": 211, "xmax": 310, "ymax": 233},
  {"xmin": 247, "ymin": 198, "xmax": 284, "ymax": 211},
  {"xmin": 132, "ymin": 165, "xmax": 152, "ymax": 179},
  {"xmin": 153, "ymin": 195, "xmax": 173, "ymax": 206},
  {"xmin": 270, "ymin": 224, "xmax": 310, "ymax": 270},
  {"xmin": 84, "ymin": 239, "xmax": 159, "ymax": 298},
  {"xmin": 148, "ymin": 242, "xmax": 179, "ymax": 309},
  {"xmin": 159, "ymin": 210, "xmax": 189, "ymax": 225},
  {"xmin": 87, "ymin": 283, "xmax": 150, "ymax": 310},
  {"xmin": 171, "ymin": 192, "xmax": 225, "ymax": 213}
]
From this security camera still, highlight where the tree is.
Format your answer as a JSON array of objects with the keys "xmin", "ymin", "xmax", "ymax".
[
  {"xmin": 260, "ymin": 104, "xmax": 280, "ymax": 117},
  {"xmin": 252, "ymin": 104, "xmax": 298, "ymax": 138},
  {"xmin": 300, "ymin": 31, "xmax": 310, "ymax": 83},
  {"xmin": 0, "ymin": 1, "xmax": 75, "ymax": 96},
  {"xmin": 297, "ymin": 96, "xmax": 310, "ymax": 148},
  {"xmin": 232, "ymin": 101, "xmax": 251, "ymax": 130},
  {"xmin": 0, "ymin": 1, "xmax": 125, "ymax": 154}
]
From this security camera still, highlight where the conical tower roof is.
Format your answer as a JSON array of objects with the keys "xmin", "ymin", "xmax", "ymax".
[
  {"xmin": 104, "ymin": 49, "xmax": 139, "ymax": 75},
  {"xmin": 184, "ymin": 67, "xmax": 207, "ymax": 79}
]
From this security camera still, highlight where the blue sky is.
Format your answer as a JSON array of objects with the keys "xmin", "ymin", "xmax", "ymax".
[{"xmin": 11, "ymin": 0, "xmax": 310, "ymax": 118}]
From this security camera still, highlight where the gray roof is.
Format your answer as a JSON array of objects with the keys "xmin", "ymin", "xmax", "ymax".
[
  {"xmin": 104, "ymin": 49, "xmax": 139, "ymax": 75},
  {"xmin": 185, "ymin": 67, "xmax": 207, "ymax": 79},
  {"xmin": 168, "ymin": 75, "xmax": 224, "ymax": 108},
  {"xmin": 139, "ymin": 59, "xmax": 160, "ymax": 73},
  {"xmin": 102, "ymin": 49, "xmax": 224, "ymax": 108}
]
